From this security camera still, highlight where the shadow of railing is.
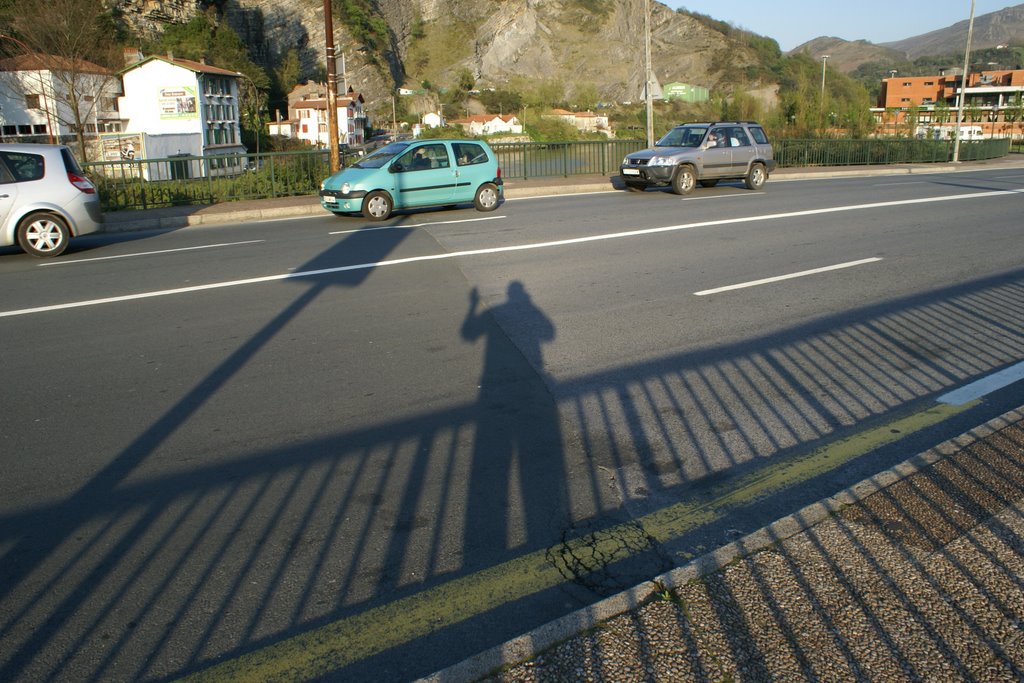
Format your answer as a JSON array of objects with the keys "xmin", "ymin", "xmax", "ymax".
[{"xmin": 1, "ymin": 250, "xmax": 1023, "ymax": 681}]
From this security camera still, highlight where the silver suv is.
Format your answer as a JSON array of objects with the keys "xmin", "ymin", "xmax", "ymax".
[
  {"xmin": 620, "ymin": 121, "xmax": 776, "ymax": 195},
  {"xmin": 0, "ymin": 144, "xmax": 103, "ymax": 257}
]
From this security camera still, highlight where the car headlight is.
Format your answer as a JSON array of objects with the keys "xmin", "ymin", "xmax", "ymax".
[
  {"xmin": 622, "ymin": 156, "xmax": 631, "ymax": 166},
  {"xmin": 320, "ymin": 180, "xmax": 326, "ymax": 191},
  {"xmin": 649, "ymin": 156, "xmax": 674, "ymax": 166},
  {"xmin": 341, "ymin": 182, "xmax": 351, "ymax": 195}
]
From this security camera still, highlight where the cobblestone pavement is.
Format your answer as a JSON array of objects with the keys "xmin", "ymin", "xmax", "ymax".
[{"xmin": 459, "ymin": 410, "xmax": 1024, "ymax": 682}]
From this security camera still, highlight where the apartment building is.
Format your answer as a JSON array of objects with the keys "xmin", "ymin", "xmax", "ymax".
[
  {"xmin": 115, "ymin": 52, "xmax": 246, "ymax": 172},
  {"xmin": 874, "ymin": 67, "xmax": 1024, "ymax": 138},
  {"xmin": 0, "ymin": 53, "xmax": 122, "ymax": 143},
  {"xmin": 267, "ymin": 83, "xmax": 366, "ymax": 149}
]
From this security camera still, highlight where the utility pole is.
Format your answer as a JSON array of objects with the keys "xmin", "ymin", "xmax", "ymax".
[
  {"xmin": 644, "ymin": 0, "xmax": 654, "ymax": 147},
  {"xmin": 323, "ymin": 0, "xmax": 341, "ymax": 172},
  {"xmin": 953, "ymin": 0, "xmax": 976, "ymax": 163}
]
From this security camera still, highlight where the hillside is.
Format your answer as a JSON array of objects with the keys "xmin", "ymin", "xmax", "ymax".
[
  {"xmin": 883, "ymin": 3, "xmax": 1024, "ymax": 59},
  {"xmin": 112, "ymin": 0, "xmax": 771, "ymax": 111},
  {"xmin": 790, "ymin": 3, "xmax": 1024, "ymax": 73}
]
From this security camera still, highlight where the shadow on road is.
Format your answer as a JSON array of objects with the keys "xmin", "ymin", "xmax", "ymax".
[{"xmin": 1, "ymin": 230, "xmax": 1024, "ymax": 681}]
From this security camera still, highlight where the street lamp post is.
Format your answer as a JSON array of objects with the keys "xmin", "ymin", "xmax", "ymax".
[
  {"xmin": 644, "ymin": 0, "xmax": 654, "ymax": 147},
  {"xmin": 953, "ymin": 0, "xmax": 976, "ymax": 163},
  {"xmin": 819, "ymin": 55, "xmax": 829, "ymax": 131}
]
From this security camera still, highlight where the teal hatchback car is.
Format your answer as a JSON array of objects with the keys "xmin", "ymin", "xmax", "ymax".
[{"xmin": 319, "ymin": 139, "xmax": 503, "ymax": 221}]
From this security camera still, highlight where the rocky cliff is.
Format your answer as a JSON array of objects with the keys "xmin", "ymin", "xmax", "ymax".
[{"xmin": 110, "ymin": 0, "xmax": 766, "ymax": 109}]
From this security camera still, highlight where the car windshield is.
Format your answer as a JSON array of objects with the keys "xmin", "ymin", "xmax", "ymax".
[
  {"xmin": 656, "ymin": 126, "xmax": 708, "ymax": 148},
  {"xmin": 352, "ymin": 142, "xmax": 411, "ymax": 168}
]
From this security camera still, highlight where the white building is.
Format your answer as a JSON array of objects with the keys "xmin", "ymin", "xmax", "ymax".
[
  {"xmin": 546, "ymin": 109, "xmax": 609, "ymax": 134},
  {"xmin": 116, "ymin": 52, "xmax": 246, "ymax": 177},
  {"xmin": 267, "ymin": 83, "xmax": 366, "ymax": 149},
  {"xmin": 451, "ymin": 114, "xmax": 522, "ymax": 136},
  {"xmin": 0, "ymin": 53, "xmax": 122, "ymax": 144},
  {"xmin": 421, "ymin": 111, "xmax": 443, "ymax": 129}
]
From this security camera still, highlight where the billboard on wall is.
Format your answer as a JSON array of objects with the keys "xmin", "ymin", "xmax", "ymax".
[
  {"xmin": 158, "ymin": 86, "xmax": 198, "ymax": 119},
  {"xmin": 97, "ymin": 132, "xmax": 146, "ymax": 177}
]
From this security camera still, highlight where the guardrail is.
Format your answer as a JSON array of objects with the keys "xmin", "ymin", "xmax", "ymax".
[{"xmin": 84, "ymin": 138, "xmax": 1014, "ymax": 212}]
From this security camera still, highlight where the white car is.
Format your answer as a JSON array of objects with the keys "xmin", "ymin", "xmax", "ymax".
[{"xmin": 0, "ymin": 144, "xmax": 104, "ymax": 257}]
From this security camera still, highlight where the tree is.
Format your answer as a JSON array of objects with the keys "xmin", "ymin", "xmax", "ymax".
[
  {"xmin": 0, "ymin": 0, "xmax": 124, "ymax": 160},
  {"xmin": 456, "ymin": 67, "xmax": 474, "ymax": 93}
]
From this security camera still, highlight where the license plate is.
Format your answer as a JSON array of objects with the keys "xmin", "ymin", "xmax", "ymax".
[
  {"xmin": 323, "ymin": 195, "xmax": 337, "ymax": 204},
  {"xmin": 622, "ymin": 168, "xmax": 640, "ymax": 176}
]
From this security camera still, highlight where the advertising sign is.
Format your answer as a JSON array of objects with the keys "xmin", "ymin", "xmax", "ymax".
[
  {"xmin": 158, "ymin": 86, "xmax": 198, "ymax": 120},
  {"xmin": 98, "ymin": 132, "xmax": 146, "ymax": 177}
]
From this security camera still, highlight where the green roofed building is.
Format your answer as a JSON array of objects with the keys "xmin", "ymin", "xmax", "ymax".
[{"xmin": 662, "ymin": 82, "xmax": 709, "ymax": 103}]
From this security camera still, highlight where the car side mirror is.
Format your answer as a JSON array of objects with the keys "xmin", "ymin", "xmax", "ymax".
[{"xmin": 390, "ymin": 163, "xmax": 403, "ymax": 173}]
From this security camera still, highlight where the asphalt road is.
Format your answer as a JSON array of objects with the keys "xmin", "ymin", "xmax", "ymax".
[{"xmin": 2, "ymin": 167, "xmax": 1023, "ymax": 681}]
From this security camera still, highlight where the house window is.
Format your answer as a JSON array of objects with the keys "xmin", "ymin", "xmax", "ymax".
[
  {"xmin": 902, "ymin": 82, "xmax": 912, "ymax": 87},
  {"xmin": 2, "ymin": 125, "xmax": 15, "ymax": 135},
  {"xmin": 25, "ymin": 94, "xmax": 41, "ymax": 109},
  {"xmin": 900, "ymin": 98, "xmax": 911, "ymax": 103},
  {"xmin": 924, "ymin": 81, "xmax": 934, "ymax": 86}
]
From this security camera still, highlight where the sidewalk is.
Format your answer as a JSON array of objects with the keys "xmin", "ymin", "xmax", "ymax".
[
  {"xmin": 425, "ymin": 408, "xmax": 1024, "ymax": 682},
  {"xmin": 101, "ymin": 155, "xmax": 1024, "ymax": 234}
]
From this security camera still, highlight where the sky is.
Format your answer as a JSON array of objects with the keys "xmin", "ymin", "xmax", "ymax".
[{"xmin": 664, "ymin": 1, "xmax": 1016, "ymax": 52}]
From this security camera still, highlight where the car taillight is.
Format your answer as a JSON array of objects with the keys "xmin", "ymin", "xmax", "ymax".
[{"xmin": 68, "ymin": 172, "xmax": 96, "ymax": 194}]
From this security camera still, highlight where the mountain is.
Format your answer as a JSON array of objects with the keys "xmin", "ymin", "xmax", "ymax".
[
  {"xmin": 882, "ymin": 3, "xmax": 1024, "ymax": 58},
  {"xmin": 789, "ymin": 3, "xmax": 1024, "ymax": 72},
  {"xmin": 113, "ymin": 0, "xmax": 771, "ymax": 109}
]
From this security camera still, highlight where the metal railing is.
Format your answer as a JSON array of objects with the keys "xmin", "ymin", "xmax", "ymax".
[
  {"xmin": 489, "ymin": 140, "xmax": 647, "ymax": 179},
  {"xmin": 85, "ymin": 138, "xmax": 1014, "ymax": 212},
  {"xmin": 85, "ymin": 149, "xmax": 336, "ymax": 211},
  {"xmin": 774, "ymin": 137, "xmax": 1011, "ymax": 167}
]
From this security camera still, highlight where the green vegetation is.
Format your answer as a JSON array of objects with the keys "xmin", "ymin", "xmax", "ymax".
[{"xmin": 335, "ymin": 0, "xmax": 390, "ymax": 54}]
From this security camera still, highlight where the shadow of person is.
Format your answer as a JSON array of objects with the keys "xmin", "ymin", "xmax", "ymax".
[{"xmin": 461, "ymin": 282, "xmax": 568, "ymax": 562}]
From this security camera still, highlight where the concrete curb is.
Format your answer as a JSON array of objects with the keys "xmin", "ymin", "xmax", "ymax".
[{"xmin": 416, "ymin": 405, "xmax": 1024, "ymax": 683}]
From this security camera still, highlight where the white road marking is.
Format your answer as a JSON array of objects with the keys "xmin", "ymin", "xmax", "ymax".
[
  {"xmin": 937, "ymin": 361, "xmax": 1024, "ymax": 405},
  {"xmin": 329, "ymin": 216, "xmax": 507, "ymax": 235},
  {"xmin": 681, "ymin": 193, "xmax": 761, "ymax": 201},
  {"xmin": 3, "ymin": 187, "xmax": 1021, "ymax": 318},
  {"xmin": 329, "ymin": 226, "xmax": 408, "ymax": 235},
  {"xmin": 693, "ymin": 258, "xmax": 883, "ymax": 296},
  {"xmin": 505, "ymin": 190, "xmax": 620, "ymax": 201},
  {"xmin": 38, "ymin": 240, "xmax": 266, "ymax": 266}
]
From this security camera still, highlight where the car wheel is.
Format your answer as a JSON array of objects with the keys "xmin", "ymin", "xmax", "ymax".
[
  {"xmin": 362, "ymin": 191, "xmax": 393, "ymax": 221},
  {"xmin": 17, "ymin": 212, "xmax": 70, "ymax": 257},
  {"xmin": 699, "ymin": 179, "xmax": 719, "ymax": 188},
  {"xmin": 744, "ymin": 162, "xmax": 767, "ymax": 190},
  {"xmin": 474, "ymin": 183, "xmax": 500, "ymax": 211},
  {"xmin": 671, "ymin": 166, "xmax": 696, "ymax": 195}
]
